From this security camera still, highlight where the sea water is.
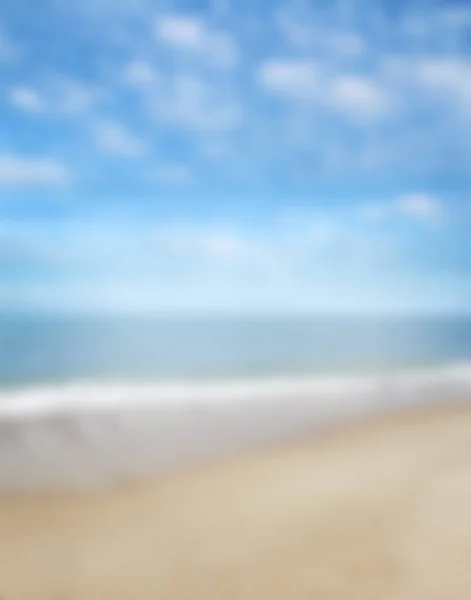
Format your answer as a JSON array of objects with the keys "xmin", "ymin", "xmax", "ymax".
[
  {"xmin": 1, "ymin": 313, "xmax": 471, "ymax": 491},
  {"xmin": 2, "ymin": 313, "xmax": 471, "ymax": 385}
]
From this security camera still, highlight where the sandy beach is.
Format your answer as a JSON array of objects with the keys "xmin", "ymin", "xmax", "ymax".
[{"xmin": 1, "ymin": 402, "xmax": 471, "ymax": 599}]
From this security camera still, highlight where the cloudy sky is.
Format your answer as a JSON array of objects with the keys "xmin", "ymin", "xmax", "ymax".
[{"xmin": 0, "ymin": 0, "xmax": 470, "ymax": 312}]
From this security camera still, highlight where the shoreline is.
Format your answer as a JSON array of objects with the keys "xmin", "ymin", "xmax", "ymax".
[
  {"xmin": 1, "ymin": 364, "xmax": 471, "ymax": 493},
  {"xmin": 2, "ymin": 400, "xmax": 471, "ymax": 598}
]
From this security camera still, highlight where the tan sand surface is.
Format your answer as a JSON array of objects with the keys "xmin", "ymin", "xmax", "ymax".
[{"xmin": 1, "ymin": 403, "xmax": 471, "ymax": 599}]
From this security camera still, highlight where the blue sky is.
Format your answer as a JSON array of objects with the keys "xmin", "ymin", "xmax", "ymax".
[{"xmin": 0, "ymin": 0, "xmax": 470, "ymax": 312}]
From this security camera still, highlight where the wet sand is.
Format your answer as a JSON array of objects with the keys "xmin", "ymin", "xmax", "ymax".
[{"xmin": 1, "ymin": 402, "xmax": 471, "ymax": 599}]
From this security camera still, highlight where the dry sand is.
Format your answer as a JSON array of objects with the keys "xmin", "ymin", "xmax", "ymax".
[{"xmin": 1, "ymin": 403, "xmax": 471, "ymax": 599}]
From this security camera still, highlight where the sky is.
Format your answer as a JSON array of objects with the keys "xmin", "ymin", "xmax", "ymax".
[{"xmin": 0, "ymin": 0, "xmax": 470, "ymax": 313}]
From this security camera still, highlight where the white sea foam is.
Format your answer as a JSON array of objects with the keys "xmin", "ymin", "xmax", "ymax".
[{"xmin": 1, "ymin": 364, "xmax": 471, "ymax": 492}]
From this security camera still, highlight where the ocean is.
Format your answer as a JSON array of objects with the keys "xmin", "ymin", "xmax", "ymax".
[
  {"xmin": 1, "ymin": 313, "xmax": 471, "ymax": 491},
  {"xmin": 1, "ymin": 313, "xmax": 471, "ymax": 386}
]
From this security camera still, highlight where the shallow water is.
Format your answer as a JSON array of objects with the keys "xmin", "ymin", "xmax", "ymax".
[
  {"xmin": 1, "ymin": 313, "xmax": 471, "ymax": 386},
  {"xmin": 1, "ymin": 313, "xmax": 470, "ymax": 491}
]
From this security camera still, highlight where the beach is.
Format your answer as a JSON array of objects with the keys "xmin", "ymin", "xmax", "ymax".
[{"xmin": 1, "ymin": 401, "xmax": 471, "ymax": 599}]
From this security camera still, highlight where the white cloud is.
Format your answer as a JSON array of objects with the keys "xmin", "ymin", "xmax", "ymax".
[
  {"xmin": 0, "ymin": 155, "xmax": 70, "ymax": 186},
  {"xmin": 9, "ymin": 75, "xmax": 99, "ymax": 116},
  {"xmin": 415, "ymin": 58, "xmax": 471, "ymax": 111},
  {"xmin": 258, "ymin": 59, "xmax": 321, "ymax": 100},
  {"xmin": 157, "ymin": 74, "xmax": 243, "ymax": 131},
  {"xmin": 396, "ymin": 193, "xmax": 441, "ymax": 221},
  {"xmin": 362, "ymin": 193, "xmax": 442, "ymax": 224},
  {"xmin": 416, "ymin": 58, "xmax": 471, "ymax": 90},
  {"xmin": 155, "ymin": 14, "xmax": 238, "ymax": 68},
  {"xmin": 276, "ymin": 8, "xmax": 365, "ymax": 57},
  {"xmin": 3, "ymin": 202, "xmax": 460, "ymax": 311},
  {"xmin": 94, "ymin": 121, "xmax": 147, "ymax": 156},
  {"xmin": 258, "ymin": 62, "xmax": 391, "ymax": 121},
  {"xmin": 400, "ymin": 5, "xmax": 471, "ymax": 51},
  {"xmin": 152, "ymin": 163, "xmax": 194, "ymax": 186},
  {"xmin": 328, "ymin": 75, "xmax": 394, "ymax": 120},
  {"xmin": 383, "ymin": 56, "xmax": 471, "ymax": 125},
  {"xmin": 51, "ymin": 75, "xmax": 99, "ymax": 114},
  {"xmin": 158, "ymin": 225, "xmax": 249, "ymax": 260},
  {"xmin": 10, "ymin": 86, "xmax": 43, "ymax": 113},
  {"xmin": 124, "ymin": 61, "xmax": 159, "ymax": 86},
  {"xmin": 156, "ymin": 15, "xmax": 207, "ymax": 47}
]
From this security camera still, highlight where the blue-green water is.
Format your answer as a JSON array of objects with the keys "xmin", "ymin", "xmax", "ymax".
[
  {"xmin": 1, "ymin": 313, "xmax": 471, "ymax": 386},
  {"xmin": 1, "ymin": 313, "xmax": 471, "ymax": 492}
]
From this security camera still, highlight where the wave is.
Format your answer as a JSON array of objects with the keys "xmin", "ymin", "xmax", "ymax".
[{"xmin": 1, "ymin": 363, "xmax": 471, "ymax": 492}]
